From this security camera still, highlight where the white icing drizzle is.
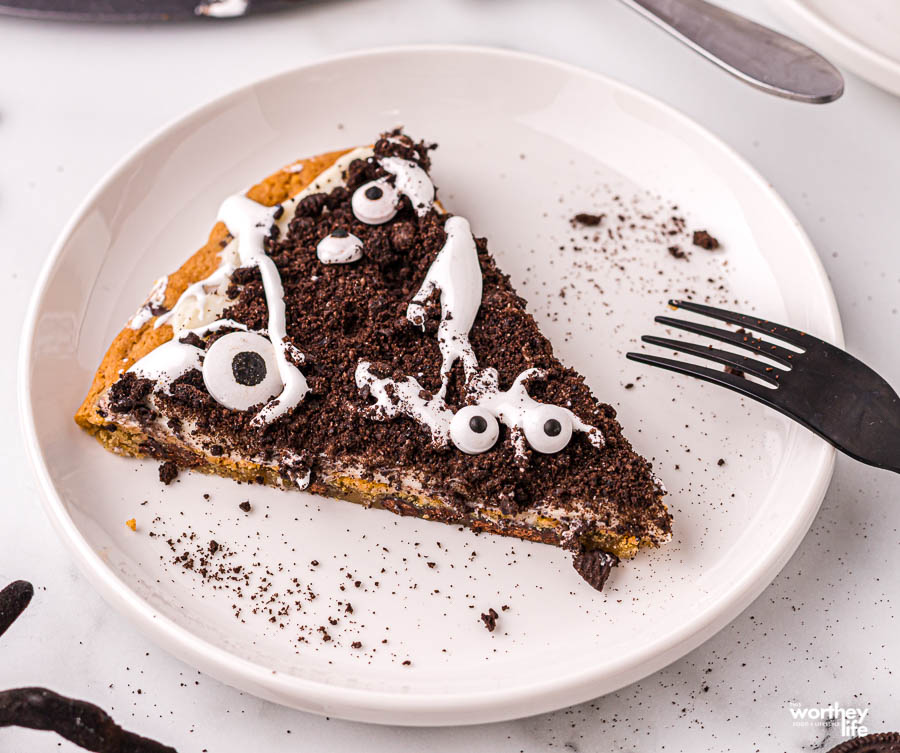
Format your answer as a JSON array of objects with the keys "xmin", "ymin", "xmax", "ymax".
[
  {"xmin": 132, "ymin": 148, "xmax": 374, "ymax": 423},
  {"xmin": 350, "ymin": 154, "xmax": 436, "ymax": 225},
  {"xmin": 215, "ymin": 194, "xmax": 309, "ymax": 425},
  {"xmin": 407, "ymin": 216, "xmax": 482, "ymax": 395},
  {"xmin": 154, "ymin": 255, "xmax": 237, "ymax": 332},
  {"xmin": 356, "ymin": 217, "xmax": 605, "ymax": 457},
  {"xmin": 316, "ymin": 231, "xmax": 364, "ymax": 264},
  {"xmin": 472, "ymin": 368, "xmax": 604, "ymax": 456},
  {"xmin": 356, "ymin": 363, "xmax": 452, "ymax": 445},
  {"xmin": 129, "ymin": 319, "xmax": 247, "ymax": 389},
  {"xmin": 155, "ymin": 148, "xmax": 374, "ymax": 334},
  {"xmin": 379, "ymin": 156, "xmax": 435, "ymax": 217},
  {"xmin": 127, "ymin": 276, "xmax": 168, "ymax": 330},
  {"xmin": 280, "ymin": 451, "xmax": 312, "ymax": 489},
  {"xmin": 357, "ymin": 361, "xmax": 603, "ymax": 457},
  {"xmin": 132, "ymin": 193, "xmax": 313, "ymax": 424}
]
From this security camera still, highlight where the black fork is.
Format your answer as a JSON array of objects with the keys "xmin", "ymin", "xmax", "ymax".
[{"xmin": 626, "ymin": 300, "xmax": 900, "ymax": 473}]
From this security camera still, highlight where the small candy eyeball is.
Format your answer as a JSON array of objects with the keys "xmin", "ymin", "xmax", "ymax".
[
  {"xmin": 351, "ymin": 178, "xmax": 399, "ymax": 225},
  {"xmin": 522, "ymin": 404, "xmax": 574, "ymax": 454},
  {"xmin": 450, "ymin": 405, "xmax": 500, "ymax": 454},
  {"xmin": 202, "ymin": 331, "xmax": 283, "ymax": 411},
  {"xmin": 316, "ymin": 229, "xmax": 364, "ymax": 264}
]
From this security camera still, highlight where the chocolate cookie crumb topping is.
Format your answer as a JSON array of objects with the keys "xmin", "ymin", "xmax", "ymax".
[{"xmin": 238, "ymin": 501, "xmax": 251, "ymax": 513}]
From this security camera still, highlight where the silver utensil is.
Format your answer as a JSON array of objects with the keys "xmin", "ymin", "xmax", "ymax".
[
  {"xmin": 619, "ymin": 0, "xmax": 844, "ymax": 103},
  {"xmin": 0, "ymin": 0, "xmax": 297, "ymax": 22}
]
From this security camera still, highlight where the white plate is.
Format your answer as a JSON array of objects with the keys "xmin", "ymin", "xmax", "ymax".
[
  {"xmin": 768, "ymin": 0, "xmax": 900, "ymax": 97},
  {"xmin": 20, "ymin": 45, "xmax": 841, "ymax": 726}
]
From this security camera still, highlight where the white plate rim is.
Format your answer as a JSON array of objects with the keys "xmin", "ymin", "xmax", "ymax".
[
  {"xmin": 18, "ymin": 44, "xmax": 840, "ymax": 726},
  {"xmin": 767, "ymin": 0, "xmax": 900, "ymax": 96}
]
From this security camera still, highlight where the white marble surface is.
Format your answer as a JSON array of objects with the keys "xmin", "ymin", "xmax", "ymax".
[{"xmin": 2, "ymin": 0, "xmax": 899, "ymax": 750}]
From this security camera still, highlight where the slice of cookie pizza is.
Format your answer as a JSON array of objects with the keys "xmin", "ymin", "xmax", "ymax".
[{"xmin": 75, "ymin": 131, "xmax": 671, "ymax": 590}]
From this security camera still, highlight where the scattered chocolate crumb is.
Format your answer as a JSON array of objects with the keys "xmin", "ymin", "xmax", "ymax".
[
  {"xmin": 208, "ymin": 540, "xmax": 219, "ymax": 554},
  {"xmin": 401, "ymin": 660, "xmax": 411, "ymax": 666},
  {"xmin": 158, "ymin": 461, "xmax": 178, "ymax": 485},
  {"xmin": 573, "ymin": 549, "xmax": 619, "ymax": 591},
  {"xmin": 351, "ymin": 641, "xmax": 362, "ymax": 649},
  {"xmin": 667, "ymin": 245, "xmax": 686, "ymax": 259},
  {"xmin": 624, "ymin": 383, "xmax": 634, "ymax": 390},
  {"xmin": 125, "ymin": 519, "xmax": 137, "ymax": 532},
  {"xmin": 238, "ymin": 501, "xmax": 251, "ymax": 513},
  {"xmin": 480, "ymin": 608, "xmax": 499, "ymax": 632},
  {"xmin": 717, "ymin": 458, "xmax": 726, "ymax": 467},
  {"xmin": 692, "ymin": 229, "xmax": 719, "ymax": 250},
  {"xmin": 572, "ymin": 212, "xmax": 604, "ymax": 226}
]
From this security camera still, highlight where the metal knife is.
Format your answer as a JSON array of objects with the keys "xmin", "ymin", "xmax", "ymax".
[
  {"xmin": 618, "ymin": 0, "xmax": 844, "ymax": 103},
  {"xmin": 0, "ymin": 0, "xmax": 300, "ymax": 22}
]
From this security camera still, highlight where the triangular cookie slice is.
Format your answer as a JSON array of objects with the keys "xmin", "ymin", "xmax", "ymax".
[{"xmin": 76, "ymin": 132, "xmax": 671, "ymax": 590}]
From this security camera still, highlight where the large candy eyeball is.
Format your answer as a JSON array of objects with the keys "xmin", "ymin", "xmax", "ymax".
[
  {"xmin": 450, "ymin": 405, "xmax": 500, "ymax": 454},
  {"xmin": 522, "ymin": 404, "xmax": 573, "ymax": 454},
  {"xmin": 202, "ymin": 331, "xmax": 283, "ymax": 411},
  {"xmin": 351, "ymin": 178, "xmax": 399, "ymax": 225}
]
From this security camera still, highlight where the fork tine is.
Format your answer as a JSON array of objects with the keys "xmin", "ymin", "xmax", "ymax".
[
  {"xmin": 625, "ymin": 351, "xmax": 779, "ymax": 405},
  {"xmin": 654, "ymin": 316, "xmax": 797, "ymax": 367},
  {"xmin": 669, "ymin": 299, "xmax": 810, "ymax": 349},
  {"xmin": 640, "ymin": 335, "xmax": 782, "ymax": 386}
]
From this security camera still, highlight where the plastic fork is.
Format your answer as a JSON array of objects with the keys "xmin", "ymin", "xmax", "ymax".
[{"xmin": 626, "ymin": 300, "xmax": 900, "ymax": 473}]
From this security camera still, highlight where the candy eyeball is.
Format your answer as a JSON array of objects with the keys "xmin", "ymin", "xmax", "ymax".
[
  {"xmin": 351, "ymin": 178, "xmax": 399, "ymax": 225},
  {"xmin": 522, "ymin": 404, "xmax": 574, "ymax": 454},
  {"xmin": 316, "ymin": 228, "xmax": 364, "ymax": 264},
  {"xmin": 202, "ymin": 331, "xmax": 283, "ymax": 411},
  {"xmin": 450, "ymin": 405, "xmax": 500, "ymax": 454}
]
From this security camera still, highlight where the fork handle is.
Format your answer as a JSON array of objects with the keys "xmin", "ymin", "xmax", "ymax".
[{"xmin": 617, "ymin": 0, "xmax": 844, "ymax": 103}]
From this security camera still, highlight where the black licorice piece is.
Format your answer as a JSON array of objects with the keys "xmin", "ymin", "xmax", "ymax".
[
  {"xmin": 0, "ymin": 580, "xmax": 33, "ymax": 638},
  {"xmin": 0, "ymin": 688, "xmax": 177, "ymax": 753}
]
